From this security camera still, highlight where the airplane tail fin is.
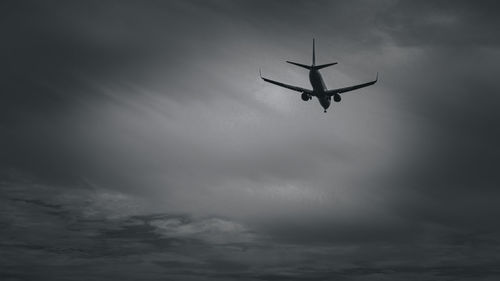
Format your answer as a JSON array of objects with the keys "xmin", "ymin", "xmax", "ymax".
[
  {"xmin": 287, "ymin": 39, "xmax": 336, "ymax": 70},
  {"xmin": 312, "ymin": 38, "xmax": 315, "ymax": 66}
]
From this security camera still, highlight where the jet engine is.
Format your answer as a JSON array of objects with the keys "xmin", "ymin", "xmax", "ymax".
[
  {"xmin": 333, "ymin": 94, "xmax": 341, "ymax": 102},
  {"xmin": 301, "ymin": 92, "xmax": 312, "ymax": 101}
]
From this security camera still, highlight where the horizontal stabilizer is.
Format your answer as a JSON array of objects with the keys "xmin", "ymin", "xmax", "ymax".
[
  {"xmin": 286, "ymin": 61, "xmax": 312, "ymax": 70},
  {"xmin": 314, "ymin": 62, "xmax": 338, "ymax": 70}
]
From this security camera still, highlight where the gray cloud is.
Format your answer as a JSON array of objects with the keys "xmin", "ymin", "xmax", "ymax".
[
  {"xmin": 2, "ymin": 180, "xmax": 500, "ymax": 281},
  {"xmin": 1, "ymin": 0, "xmax": 500, "ymax": 280}
]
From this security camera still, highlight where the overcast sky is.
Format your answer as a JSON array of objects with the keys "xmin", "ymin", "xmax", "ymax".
[{"xmin": 1, "ymin": 1, "xmax": 500, "ymax": 280}]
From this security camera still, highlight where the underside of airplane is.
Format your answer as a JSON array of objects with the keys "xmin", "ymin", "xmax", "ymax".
[{"xmin": 260, "ymin": 39, "xmax": 378, "ymax": 112}]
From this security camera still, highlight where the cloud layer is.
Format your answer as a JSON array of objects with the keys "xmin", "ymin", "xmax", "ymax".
[
  {"xmin": 1, "ymin": 1, "xmax": 500, "ymax": 280},
  {"xmin": 2, "ymin": 180, "xmax": 499, "ymax": 281}
]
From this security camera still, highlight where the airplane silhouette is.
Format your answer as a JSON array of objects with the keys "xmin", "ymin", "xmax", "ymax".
[{"xmin": 260, "ymin": 39, "xmax": 378, "ymax": 113}]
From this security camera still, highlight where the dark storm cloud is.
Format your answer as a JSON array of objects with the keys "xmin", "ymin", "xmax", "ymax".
[
  {"xmin": 0, "ymin": 180, "xmax": 260, "ymax": 280},
  {"xmin": 376, "ymin": 1, "xmax": 500, "ymax": 47},
  {"xmin": 367, "ymin": 2, "xmax": 500, "ymax": 234},
  {"xmin": 3, "ymin": 179, "xmax": 499, "ymax": 281},
  {"xmin": 2, "ymin": 1, "xmax": 500, "ymax": 280}
]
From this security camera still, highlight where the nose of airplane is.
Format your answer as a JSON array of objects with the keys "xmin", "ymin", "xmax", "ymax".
[
  {"xmin": 320, "ymin": 98, "xmax": 331, "ymax": 113},
  {"xmin": 322, "ymin": 103, "xmax": 330, "ymax": 113}
]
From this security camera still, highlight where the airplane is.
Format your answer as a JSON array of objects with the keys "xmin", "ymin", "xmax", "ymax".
[{"xmin": 260, "ymin": 39, "xmax": 378, "ymax": 113}]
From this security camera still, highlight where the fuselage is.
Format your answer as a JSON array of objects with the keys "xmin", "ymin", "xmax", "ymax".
[{"xmin": 309, "ymin": 69, "xmax": 331, "ymax": 111}]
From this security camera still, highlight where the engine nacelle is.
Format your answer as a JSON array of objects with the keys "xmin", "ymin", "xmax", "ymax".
[
  {"xmin": 301, "ymin": 92, "xmax": 312, "ymax": 101},
  {"xmin": 333, "ymin": 94, "xmax": 341, "ymax": 102}
]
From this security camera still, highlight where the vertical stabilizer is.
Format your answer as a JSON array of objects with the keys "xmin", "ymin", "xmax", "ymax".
[{"xmin": 312, "ymin": 38, "xmax": 316, "ymax": 66}]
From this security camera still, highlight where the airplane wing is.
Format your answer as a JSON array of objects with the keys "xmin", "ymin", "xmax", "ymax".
[
  {"xmin": 260, "ymin": 69, "xmax": 313, "ymax": 94},
  {"xmin": 326, "ymin": 73, "xmax": 378, "ymax": 96}
]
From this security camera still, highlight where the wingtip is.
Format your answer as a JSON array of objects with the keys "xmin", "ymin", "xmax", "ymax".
[
  {"xmin": 375, "ymin": 72, "xmax": 379, "ymax": 82},
  {"xmin": 259, "ymin": 68, "xmax": 262, "ymax": 78}
]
